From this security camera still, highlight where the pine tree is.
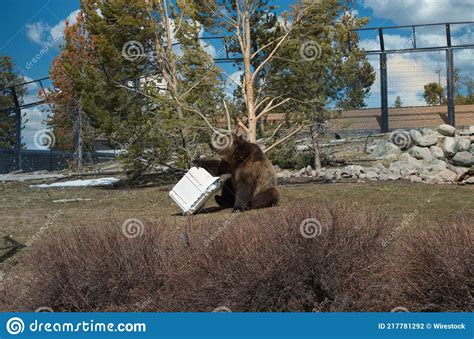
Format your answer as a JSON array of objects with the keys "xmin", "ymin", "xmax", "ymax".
[
  {"xmin": 0, "ymin": 56, "xmax": 25, "ymax": 148},
  {"xmin": 394, "ymin": 96, "xmax": 402, "ymax": 107}
]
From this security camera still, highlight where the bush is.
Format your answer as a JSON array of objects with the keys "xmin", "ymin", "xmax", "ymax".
[
  {"xmin": 1, "ymin": 203, "xmax": 394, "ymax": 312},
  {"xmin": 388, "ymin": 216, "xmax": 473, "ymax": 312},
  {"xmin": 2, "ymin": 204, "xmax": 471, "ymax": 312}
]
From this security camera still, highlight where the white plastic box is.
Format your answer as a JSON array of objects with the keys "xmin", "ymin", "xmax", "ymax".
[{"xmin": 169, "ymin": 167, "xmax": 222, "ymax": 215}]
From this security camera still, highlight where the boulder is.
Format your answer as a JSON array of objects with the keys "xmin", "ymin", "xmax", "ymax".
[
  {"xmin": 424, "ymin": 159, "xmax": 447, "ymax": 173},
  {"xmin": 371, "ymin": 163, "xmax": 388, "ymax": 174},
  {"xmin": 334, "ymin": 169, "xmax": 342, "ymax": 180},
  {"xmin": 430, "ymin": 146, "xmax": 444, "ymax": 159},
  {"xmin": 341, "ymin": 165, "xmax": 363, "ymax": 178},
  {"xmin": 420, "ymin": 174, "xmax": 443, "ymax": 184},
  {"xmin": 409, "ymin": 175, "xmax": 423, "ymax": 183},
  {"xmin": 399, "ymin": 153, "xmax": 423, "ymax": 166},
  {"xmin": 421, "ymin": 127, "xmax": 435, "ymax": 136},
  {"xmin": 410, "ymin": 146, "xmax": 433, "ymax": 160},
  {"xmin": 384, "ymin": 153, "xmax": 399, "ymax": 163},
  {"xmin": 372, "ymin": 141, "xmax": 402, "ymax": 159},
  {"xmin": 401, "ymin": 167, "xmax": 418, "ymax": 177},
  {"xmin": 470, "ymin": 144, "xmax": 474, "ymax": 154},
  {"xmin": 305, "ymin": 165, "xmax": 313, "ymax": 176},
  {"xmin": 365, "ymin": 171, "xmax": 379, "ymax": 180},
  {"xmin": 443, "ymin": 137, "xmax": 457, "ymax": 157},
  {"xmin": 437, "ymin": 124, "xmax": 456, "ymax": 137},
  {"xmin": 463, "ymin": 177, "xmax": 474, "ymax": 184},
  {"xmin": 324, "ymin": 169, "xmax": 336, "ymax": 180},
  {"xmin": 387, "ymin": 173, "xmax": 401, "ymax": 180},
  {"xmin": 297, "ymin": 168, "xmax": 306, "ymax": 177},
  {"xmin": 455, "ymin": 138, "xmax": 471, "ymax": 152},
  {"xmin": 277, "ymin": 170, "xmax": 291, "ymax": 179},
  {"xmin": 449, "ymin": 165, "xmax": 469, "ymax": 176},
  {"xmin": 415, "ymin": 134, "xmax": 438, "ymax": 147},
  {"xmin": 452, "ymin": 151, "xmax": 474, "ymax": 167},
  {"xmin": 436, "ymin": 169, "xmax": 457, "ymax": 182},
  {"xmin": 409, "ymin": 129, "xmax": 422, "ymax": 143}
]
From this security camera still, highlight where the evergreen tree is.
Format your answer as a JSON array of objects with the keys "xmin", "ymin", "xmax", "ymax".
[
  {"xmin": 394, "ymin": 96, "xmax": 402, "ymax": 108},
  {"xmin": 0, "ymin": 56, "xmax": 25, "ymax": 148},
  {"xmin": 423, "ymin": 82, "xmax": 445, "ymax": 105}
]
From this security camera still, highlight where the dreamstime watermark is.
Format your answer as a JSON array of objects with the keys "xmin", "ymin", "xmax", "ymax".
[
  {"xmin": 121, "ymin": 218, "xmax": 145, "ymax": 238},
  {"xmin": 389, "ymin": 129, "xmax": 412, "ymax": 150},
  {"xmin": 122, "ymin": 40, "xmax": 145, "ymax": 62},
  {"xmin": 312, "ymin": 297, "xmax": 331, "ymax": 312},
  {"xmin": 203, "ymin": 210, "xmax": 240, "ymax": 247},
  {"xmin": 26, "ymin": 36, "xmax": 62, "ymax": 70},
  {"xmin": 25, "ymin": 210, "xmax": 64, "ymax": 247},
  {"xmin": 210, "ymin": 131, "xmax": 233, "ymax": 150},
  {"xmin": 35, "ymin": 307, "xmax": 54, "ymax": 313},
  {"xmin": 300, "ymin": 40, "xmax": 322, "ymax": 61},
  {"xmin": 212, "ymin": 306, "xmax": 232, "ymax": 312},
  {"xmin": 299, "ymin": 218, "xmax": 323, "ymax": 238},
  {"xmin": 6, "ymin": 317, "xmax": 24, "ymax": 335},
  {"xmin": 33, "ymin": 129, "xmax": 56, "ymax": 149},
  {"xmin": 391, "ymin": 306, "xmax": 409, "ymax": 312},
  {"xmin": 122, "ymin": 119, "xmax": 155, "ymax": 150},
  {"xmin": 381, "ymin": 209, "xmax": 419, "ymax": 248}
]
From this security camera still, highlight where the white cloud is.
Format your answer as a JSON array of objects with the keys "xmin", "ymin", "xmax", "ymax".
[
  {"xmin": 25, "ymin": 10, "xmax": 80, "ymax": 48},
  {"xmin": 25, "ymin": 22, "xmax": 49, "ymax": 44},
  {"xmin": 362, "ymin": 0, "xmax": 474, "ymax": 25}
]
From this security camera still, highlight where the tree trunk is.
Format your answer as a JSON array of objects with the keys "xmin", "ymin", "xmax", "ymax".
[{"xmin": 243, "ymin": 5, "xmax": 257, "ymax": 143}]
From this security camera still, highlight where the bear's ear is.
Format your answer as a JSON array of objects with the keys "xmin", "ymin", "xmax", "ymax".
[{"xmin": 238, "ymin": 133, "xmax": 248, "ymax": 142}]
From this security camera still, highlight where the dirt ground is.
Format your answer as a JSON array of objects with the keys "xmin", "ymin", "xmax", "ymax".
[{"xmin": 1, "ymin": 179, "xmax": 473, "ymax": 249}]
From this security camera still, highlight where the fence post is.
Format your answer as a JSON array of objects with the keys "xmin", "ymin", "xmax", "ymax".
[
  {"xmin": 445, "ymin": 24, "xmax": 455, "ymax": 126},
  {"xmin": 379, "ymin": 28, "xmax": 389, "ymax": 133},
  {"xmin": 11, "ymin": 87, "xmax": 22, "ymax": 171}
]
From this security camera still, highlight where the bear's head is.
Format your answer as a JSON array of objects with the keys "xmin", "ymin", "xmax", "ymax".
[{"xmin": 210, "ymin": 132, "xmax": 253, "ymax": 162}]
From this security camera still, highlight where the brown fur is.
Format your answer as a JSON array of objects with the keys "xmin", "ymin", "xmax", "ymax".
[{"xmin": 195, "ymin": 134, "xmax": 279, "ymax": 211}]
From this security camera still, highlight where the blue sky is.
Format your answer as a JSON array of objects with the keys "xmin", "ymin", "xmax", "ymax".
[{"xmin": 0, "ymin": 0, "xmax": 473, "ymax": 149}]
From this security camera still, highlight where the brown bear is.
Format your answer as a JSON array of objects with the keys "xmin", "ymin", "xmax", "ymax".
[{"xmin": 195, "ymin": 133, "xmax": 279, "ymax": 211}]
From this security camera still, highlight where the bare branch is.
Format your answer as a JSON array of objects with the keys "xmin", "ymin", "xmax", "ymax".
[
  {"xmin": 223, "ymin": 100, "xmax": 232, "ymax": 132},
  {"xmin": 257, "ymin": 97, "xmax": 292, "ymax": 120},
  {"xmin": 264, "ymin": 125, "xmax": 304, "ymax": 153},
  {"xmin": 251, "ymin": 36, "xmax": 286, "ymax": 59},
  {"xmin": 237, "ymin": 118, "xmax": 250, "ymax": 135}
]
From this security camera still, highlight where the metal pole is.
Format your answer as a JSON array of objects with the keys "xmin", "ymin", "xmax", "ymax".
[
  {"xmin": 380, "ymin": 53, "xmax": 389, "ymax": 133},
  {"xmin": 445, "ymin": 24, "xmax": 455, "ymax": 126},
  {"xmin": 76, "ymin": 105, "xmax": 83, "ymax": 172},
  {"xmin": 11, "ymin": 87, "xmax": 22, "ymax": 171},
  {"xmin": 379, "ymin": 28, "xmax": 389, "ymax": 132},
  {"xmin": 446, "ymin": 49, "xmax": 455, "ymax": 126}
]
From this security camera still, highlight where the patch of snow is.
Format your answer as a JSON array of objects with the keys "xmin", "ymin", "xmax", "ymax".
[{"xmin": 31, "ymin": 177, "xmax": 120, "ymax": 188}]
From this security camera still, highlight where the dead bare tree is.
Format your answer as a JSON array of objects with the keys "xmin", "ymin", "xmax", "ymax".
[{"xmin": 209, "ymin": 1, "xmax": 313, "ymax": 148}]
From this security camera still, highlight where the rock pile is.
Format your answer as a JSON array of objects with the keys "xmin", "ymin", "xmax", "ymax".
[{"xmin": 277, "ymin": 124, "xmax": 474, "ymax": 184}]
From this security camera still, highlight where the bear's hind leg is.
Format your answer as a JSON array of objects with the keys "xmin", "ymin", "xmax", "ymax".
[
  {"xmin": 233, "ymin": 184, "xmax": 253, "ymax": 211},
  {"xmin": 249, "ymin": 187, "xmax": 279, "ymax": 209}
]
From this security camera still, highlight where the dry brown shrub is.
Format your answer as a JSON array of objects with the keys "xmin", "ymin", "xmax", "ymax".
[{"xmin": 3, "ymin": 202, "xmax": 470, "ymax": 312}]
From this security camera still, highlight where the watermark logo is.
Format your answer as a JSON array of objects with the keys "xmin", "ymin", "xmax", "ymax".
[
  {"xmin": 35, "ymin": 306, "xmax": 54, "ymax": 312},
  {"xmin": 299, "ymin": 218, "xmax": 322, "ymax": 238},
  {"xmin": 122, "ymin": 40, "xmax": 145, "ymax": 62},
  {"xmin": 300, "ymin": 41, "xmax": 322, "ymax": 61},
  {"xmin": 389, "ymin": 129, "xmax": 412, "ymax": 150},
  {"xmin": 212, "ymin": 306, "xmax": 232, "ymax": 312},
  {"xmin": 211, "ymin": 131, "xmax": 233, "ymax": 150},
  {"xmin": 391, "ymin": 306, "xmax": 409, "ymax": 312},
  {"xmin": 33, "ymin": 129, "xmax": 56, "ymax": 149},
  {"xmin": 6, "ymin": 317, "xmax": 25, "ymax": 335},
  {"xmin": 122, "ymin": 218, "xmax": 145, "ymax": 238}
]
